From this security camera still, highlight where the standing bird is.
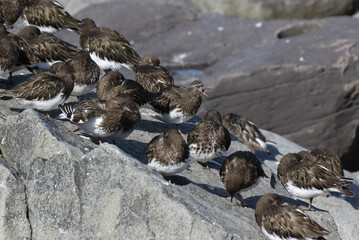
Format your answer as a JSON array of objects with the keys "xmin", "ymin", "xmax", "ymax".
[
  {"xmin": 136, "ymin": 54, "xmax": 174, "ymax": 93},
  {"xmin": 21, "ymin": 0, "xmax": 81, "ymax": 33},
  {"xmin": 277, "ymin": 152, "xmax": 354, "ymax": 211},
  {"xmin": 187, "ymin": 110, "xmax": 231, "ymax": 170},
  {"xmin": 147, "ymin": 129, "xmax": 190, "ymax": 183},
  {"xmin": 59, "ymin": 95, "xmax": 141, "ymax": 145},
  {"xmin": 0, "ymin": 25, "xmax": 19, "ymax": 83},
  {"xmin": 255, "ymin": 193, "xmax": 330, "ymax": 240},
  {"xmin": 66, "ymin": 51, "xmax": 100, "ymax": 96},
  {"xmin": 0, "ymin": 62, "xmax": 74, "ymax": 117},
  {"xmin": 80, "ymin": 18, "xmax": 140, "ymax": 72},
  {"xmin": 223, "ymin": 113, "xmax": 274, "ymax": 155},
  {"xmin": 18, "ymin": 26, "xmax": 79, "ymax": 71},
  {"xmin": 150, "ymin": 80, "xmax": 207, "ymax": 129},
  {"xmin": 0, "ymin": 0, "xmax": 22, "ymax": 26},
  {"xmin": 220, "ymin": 151, "xmax": 267, "ymax": 206},
  {"xmin": 97, "ymin": 71, "xmax": 154, "ymax": 106},
  {"xmin": 305, "ymin": 148, "xmax": 354, "ymax": 198}
]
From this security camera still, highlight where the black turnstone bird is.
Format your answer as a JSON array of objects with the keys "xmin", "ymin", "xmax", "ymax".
[
  {"xmin": 1, "ymin": 25, "xmax": 37, "ymax": 83},
  {"xmin": 187, "ymin": 110, "xmax": 231, "ymax": 169},
  {"xmin": 97, "ymin": 71, "xmax": 154, "ymax": 106},
  {"xmin": 0, "ymin": 0, "xmax": 22, "ymax": 26},
  {"xmin": 147, "ymin": 129, "xmax": 190, "ymax": 183},
  {"xmin": 277, "ymin": 152, "xmax": 354, "ymax": 210},
  {"xmin": 59, "ymin": 94, "xmax": 141, "ymax": 144},
  {"xmin": 21, "ymin": 0, "xmax": 81, "ymax": 33},
  {"xmin": 135, "ymin": 54, "xmax": 174, "ymax": 93},
  {"xmin": 223, "ymin": 113, "xmax": 274, "ymax": 155},
  {"xmin": 220, "ymin": 151, "xmax": 267, "ymax": 206},
  {"xmin": 306, "ymin": 148, "xmax": 354, "ymax": 198},
  {"xmin": 18, "ymin": 26, "xmax": 79, "ymax": 71},
  {"xmin": 66, "ymin": 51, "xmax": 100, "ymax": 96},
  {"xmin": 150, "ymin": 80, "xmax": 207, "ymax": 128},
  {"xmin": 0, "ymin": 25, "xmax": 19, "ymax": 83},
  {"xmin": 0, "ymin": 62, "xmax": 74, "ymax": 117},
  {"xmin": 255, "ymin": 193, "xmax": 330, "ymax": 240},
  {"xmin": 80, "ymin": 18, "xmax": 140, "ymax": 72}
]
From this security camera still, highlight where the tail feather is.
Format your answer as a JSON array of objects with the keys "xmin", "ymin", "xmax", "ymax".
[
  {"xmin": 0, "ymin": 90, "xmax": 14, "ymax": 100},
  {"xmin": 58, "ymin": 102, "xmax": 76, "ymax": 120},
  {"xmin": 339, "ymin": 186, "xmax": 355, "ymax": 197}
]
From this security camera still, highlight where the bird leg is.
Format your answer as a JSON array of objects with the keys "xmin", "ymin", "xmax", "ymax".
[
  {"xmin": 168, "ymin": 176, "xmax": 171, "ymax": 184},
  {"xmin": 9, "ymin": 71, "xmax": 13, "ymax": 84},
  {"xmin": 98, "ymin": 137, "xmax": 102, "ymax": 145},
  {"xmin": 112, "ymin": 140, "xmax": 116, "ymax": 145},
  {"xmin": 237, "ymin": 193, "xmax": 248, "ymax": 207},
  {"xmin": 322, "ymin": 192, "xmax": 330, "ymax": 198},
  {"xmin": 299, "ymin": 198, "xmax": 313, "ymax": 211},
  {"xmin": 206, "ymin": 162, "xmax": 212, "ymax": 172},
  {"xmin": 45, "ymin": 111, "xmax": 50, "ymax": 118}
]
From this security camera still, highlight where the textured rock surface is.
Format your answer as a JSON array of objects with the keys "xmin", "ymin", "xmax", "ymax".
[
  {"xmin": 0, "ymin": 98, "xmax": 356, "ymax": 239},
  {"xmin": 54, "ymin": 0, "xmax": 359, "ymax": 171}
]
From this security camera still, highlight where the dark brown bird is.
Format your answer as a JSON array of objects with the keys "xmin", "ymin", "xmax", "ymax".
[
  {"xmin": 0, "ymin": 62, "xmax": 74, "ymax": 117},
  {"xmin": 18, "ymin": 26, "xmax": 79, "ymax": 71},
  {"xmin": 220, "ymin": 151, "xmax": 267, "ymax": 206},
  {"xmin": 80, "ymin": 18, "xmax": 140, "ymax": 72},
  {"xmin": 66, "ymin": 50, "xmax": 100, "ymax": 96},
  {"xmin": 187, "ymin": 110, "xmax": 231, "ymax": 170},
  {"xmin": 277, "ymin": 152, "xmax": 354, "ymax": 211},
  {"xmin": 304, "ymin": 148, "xmax": 354, "ymax": 198},
  {"xmin": 97, "ymin": 71, "xmax": 154, "ymax": 106},
  {"xmin": 136, "ymin": 54, "xmax": 174, "ymax": 93},
  {"xmin": 21, "ymin": 0, "xmax": 81, "ymax": 33},
  {"xmin": 147, "ymin": 129, "xmax": 190, "ymax": 183},
  {"xmin": 223, "ymin": 113, "xmax": 275, "ymax": 155},
  {"xmin": 0, "ymin": 25, "xmax": 19, "ymax": 83},
  {"xmin": 255, "ymin": 193, "xmax": 329, "ymax": 240},
  {"xmin": 59, "ymin": 94, "xmax": 141, "ymax": 145},
  {"xmin": 150, "ymin": 80, "xmax": 207, "ymax": 129},
  {"xmin": 0, "ymin": 0, "xmax": 22, "ymax": 26}
]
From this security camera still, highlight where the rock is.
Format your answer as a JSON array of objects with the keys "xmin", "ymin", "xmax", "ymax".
[
  {"xmin": 0, "ymin": 100, "xmax": 355, "ymax": 239},
  {"xmin": 61, "ymin": 0, "xmax": 359, "ymax": 171}
]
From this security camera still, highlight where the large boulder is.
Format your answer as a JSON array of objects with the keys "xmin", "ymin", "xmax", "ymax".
[
  {"xmin": 59, "ymin": 0, "xmax": 359, "ymax": 171},
  {"xmin": 0, "ymin": 103, "xmax": 355, "ymax": 239}
]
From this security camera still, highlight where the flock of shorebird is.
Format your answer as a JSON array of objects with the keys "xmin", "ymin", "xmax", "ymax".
[{"xmin": 0, "ymin": 1, "xmax": 355, "ymax": 239}]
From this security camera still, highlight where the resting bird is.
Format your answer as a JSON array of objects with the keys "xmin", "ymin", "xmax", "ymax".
[
  {"xmin": 277, "ymin": 152, "xmax": 354, "ymax": 210},
  {"xmin": 0, "ymin": 62, "xmax": 74, "ymax": 117},
  {"xmin": 255, "ymin": 193, "xmax": 329, "ymax": 240},
  {"xmin": 59, "ymin": 94, "xmax": 141, "ymax": 145},
  {"xmin": 80, "ymin": 18, "xmax": 140, "ymax": 72},
  {"xmin": 136, "ymin": 54, "xmax": 174, "ymax": 93},
  {"xmin": 21, "ymin": 0, "xmax": 81, "ymax": 33}
]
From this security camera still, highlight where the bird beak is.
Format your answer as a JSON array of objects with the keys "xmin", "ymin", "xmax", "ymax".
[{"xmin": 202, "ymin": 89, "xmax": 209, "ymax": 97}]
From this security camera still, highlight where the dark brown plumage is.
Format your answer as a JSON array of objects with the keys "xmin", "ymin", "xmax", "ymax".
[
  {"xmin": 223, "ymin": 113, "xmax": 274, "ymax": 154},
  {"xmin": 220, "ymin": 151, "xmax": 267, "ymax": 206},
  {"xmin": 97, "ymin": 71, "xmax": 155, "ymax": 106},
  {"xmin": 0, "ymin": 0, "xmax": 22, "ymax": 25},
  {"xmin": 0, "ymin": 26, "xmax": 19, "ymax": 83},
  {"xmin": 59, "ymin": 94, "xmax": 141, "ymax": 144},
  {"xmin": 18, "ymin": 26, "xmax": 79, "ymax": 70},
  {"xmin": 66, "ymin": 50, "xmax": 100, "ymax": 96},
  {"xmin": 80, "ymin": 18, "xmax": 140, "ymax": 71},
  {"xmin": 150, "ymin": 80, "xmax": 206, "ymax": 125},
  {"xmin": 255, "ymin": 193, "xmax": 329, "ymax": 240},
  {"xmin": 136, "ymin": 55, "xmax": 174, "ymax": 93},
  {"xmin": 147, "ymin": 129, "xmax": 190, "ymax": 182},
  {"xmin": 0, "ymin": 62, "xmax": 74, "ymax": 117},
  {"xmin": 277, "ymin": 152, "xmax": 354, "ymax": 210},
  {"xmin": 187, "ymin": 110, "xmax": 231, "ymax": 169},
  {"xmin": 21, "ymin": 0, "xmax": 81, "ymax": 33}
]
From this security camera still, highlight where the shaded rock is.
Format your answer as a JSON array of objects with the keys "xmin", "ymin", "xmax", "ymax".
[{"xmin": 0, "ymin": 103, "xmax": 348, "ymax": 239}]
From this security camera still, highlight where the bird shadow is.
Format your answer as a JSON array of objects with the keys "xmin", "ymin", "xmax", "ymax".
[
  {"xmin": 138, "ymin": 119, "xmax": 176, "ymax": 134},
  {"xmin": 114, "ymin": 139, "xmax": 148, "ymax": 164},
  {"xmin": 164, "ymin": 175, "xmax": 191, "ymax": 186},
  {"xmin": 255, "ymin": 144, "xmax": 281, "ymax": 162},
  {"xmin": 328, "ymin": 184, "xmax": 359, "ymax": 209},
  {"xmin": 0, "ymin": 73, "xmax": 33, "ymax": 89}
]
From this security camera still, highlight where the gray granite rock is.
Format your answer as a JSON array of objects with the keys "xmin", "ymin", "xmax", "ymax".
[{"xmin": 0, "ymin": 101, "xmax": 353, "ymax": 239}]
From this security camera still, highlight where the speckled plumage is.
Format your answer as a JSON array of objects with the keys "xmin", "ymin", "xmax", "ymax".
[
  {"xmin": 136, "ymin": 55, "xmax": 174, "ymax": 93},
  {"xmin": 97, "ymin": 71, "xmax": 154, "ymax": 106},
  {"xmin": 220, "ymin": 151, "xmax": 267, "ymax": 206},
  {"xmin": 255, "ymin": 193, "xmax": 329, "ymax": 240},
  {"xmin": 223, "ymin": 113, "xmax": 274, "ymax": 154},
  {"xmin": 80, "ymin": 18, "xmax": 140, "ymax": 72}
]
